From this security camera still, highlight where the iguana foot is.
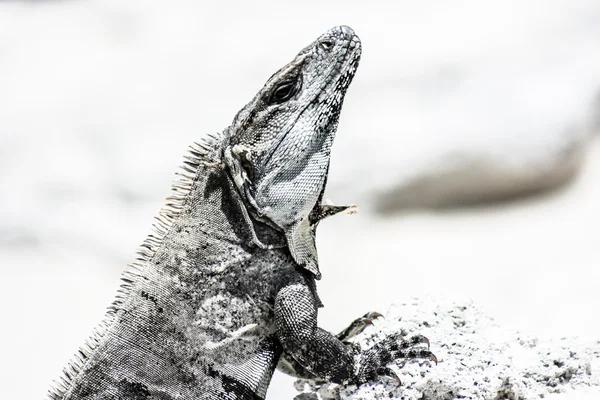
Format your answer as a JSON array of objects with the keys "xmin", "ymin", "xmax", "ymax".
[
  {"xmin": 376, "ymin": 350, "xmax": 438, "ymax": 386},
  {"xmin": 356, "ymin": 333, "xmax": 436, "ymax": 384},
  {"xmin": 336, "ymin": 314, "xmax": 436, "ymax": 384}
]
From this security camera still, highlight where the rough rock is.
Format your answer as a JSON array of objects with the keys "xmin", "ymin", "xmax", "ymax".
[{"xmin": 294, "ymin": 299, "xmax": 600, "ymax": 399}]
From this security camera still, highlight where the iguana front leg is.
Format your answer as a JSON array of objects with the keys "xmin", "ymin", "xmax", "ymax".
[
  {"xmin": 274, "ymin": 281, "xmax": 434, "ymax": 385},
  {"xmin": 276, "ymin": 311, "xmax": 382, "ymax": 380}
]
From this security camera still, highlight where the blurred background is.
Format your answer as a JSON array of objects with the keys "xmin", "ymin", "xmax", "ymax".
[{"xmin": 1, "ymin": 0, "xmax": 599, "ymax": 398}]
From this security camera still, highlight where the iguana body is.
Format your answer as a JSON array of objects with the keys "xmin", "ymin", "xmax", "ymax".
[{"xmin": 49, "ymin": 26, "xmax": 433, "ymax": 400}]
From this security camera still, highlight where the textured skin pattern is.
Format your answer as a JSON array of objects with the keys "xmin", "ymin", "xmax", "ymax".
[
  {"xmin": 61, "ymin": 167, "xmax": 290, "ymax": 400},
  {"xmin": 49, "ymin": 26, "xmax": 433, "ymax": 400}
]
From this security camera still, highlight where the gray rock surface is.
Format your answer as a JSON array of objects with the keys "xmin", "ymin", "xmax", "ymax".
[{"xmin": 294, "ymin": 299, "xmax": 600, "ymax": 399}]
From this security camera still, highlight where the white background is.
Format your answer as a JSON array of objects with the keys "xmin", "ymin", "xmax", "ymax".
[{"xmin": 0, "ymin": 1, "xmax": 599, "ymax": 398}]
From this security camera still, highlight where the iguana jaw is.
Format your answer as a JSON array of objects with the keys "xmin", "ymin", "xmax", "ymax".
[{"xmin": 223, "ymin": 26, "xmax": 361, "ymax": 278}]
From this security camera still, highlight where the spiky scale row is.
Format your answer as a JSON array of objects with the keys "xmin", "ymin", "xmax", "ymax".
[
  {"xmin": 48, "ymin": 320, "xmax": 111, "ymax": 399},
  {"xmin": 47, "ymin": 134, "xmax": 222, "ymax": 399}
]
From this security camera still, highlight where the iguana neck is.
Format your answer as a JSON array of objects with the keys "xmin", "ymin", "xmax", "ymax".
[{"xmin": 133, "ymin": 159, "xmax": 288, "ymax": 296}]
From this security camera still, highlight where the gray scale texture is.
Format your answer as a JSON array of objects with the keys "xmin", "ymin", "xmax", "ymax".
[{"xmin": 48, "ymin": 26, "xmax": 433, "ymax": 400}]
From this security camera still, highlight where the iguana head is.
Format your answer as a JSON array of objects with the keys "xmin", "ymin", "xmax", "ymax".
[{"xmin": 223, "ymin": 25, "xmax": 361, "ymax": 278}]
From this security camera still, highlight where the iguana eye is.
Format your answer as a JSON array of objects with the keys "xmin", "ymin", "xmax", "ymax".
[
  {"xmin": 319, "ymin": 39, "xmax": 333, "ymax": 51},
  {"xmin": 269, "ymin": 78, "xmax": 300, "ymax": 104}
]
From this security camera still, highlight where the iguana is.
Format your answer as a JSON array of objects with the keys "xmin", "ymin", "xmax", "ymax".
[{"xmin": 49, "ymin": 25, "xmax": 434, "ymax": 400}]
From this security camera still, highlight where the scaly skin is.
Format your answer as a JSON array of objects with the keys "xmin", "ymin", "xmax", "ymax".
[{"xmin": 49, "ymin": 26, "xmax": 434, "ymax": 400}]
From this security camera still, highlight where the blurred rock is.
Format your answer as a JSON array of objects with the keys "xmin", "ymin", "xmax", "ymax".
[
  {"xmin": 375, "ymin": 138, "xmax": 585, "ymax": 212},
  {"xmin": 369, "ymin": 93, "xmax": 600, "ymax": 213},
  {"xmin": 294, "ymin": 299, "xmax": 600, "ymax": 400}
]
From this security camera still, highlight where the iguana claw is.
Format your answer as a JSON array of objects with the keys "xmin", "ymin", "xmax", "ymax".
[
  {"xmin": 362, "ymin": 311, "xmax": 383, "ymax": 322},
  {"xmin": 422, "ymin": 335, "xmax": 430, "ymax": 350},
  {"xmin": 337, "ymin": 311, "xmax": 384, "ymax": 342},
  {"xmin": 378, "ymin": 366, "xmax": 402, "ymax": 386},
  {"xmin": 430, "ymin": 353, "xmax": 438, "ymax": 365}
]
